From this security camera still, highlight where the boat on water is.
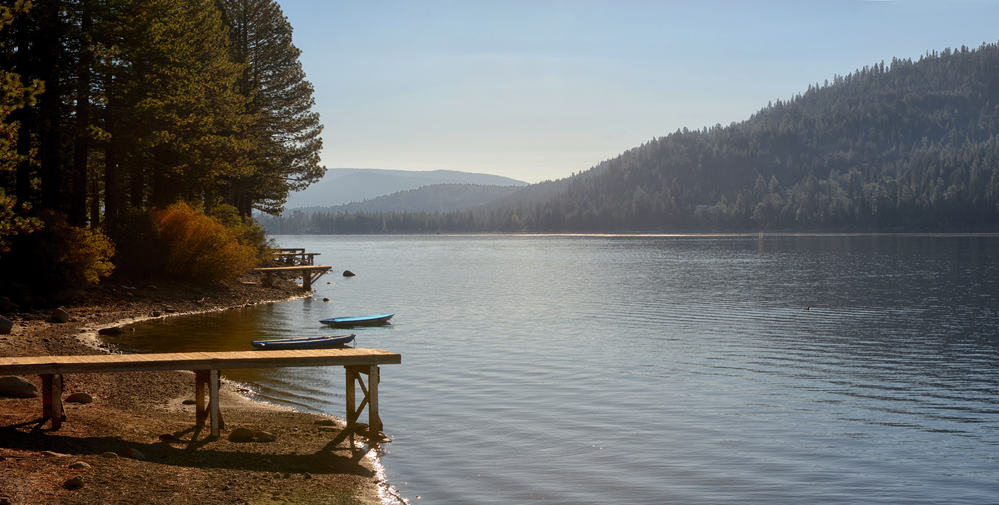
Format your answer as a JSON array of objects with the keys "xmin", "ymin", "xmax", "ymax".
[
  {"xmin": 320, "ymin": 313, "xmax": 394, "ymax": 327},
  {"xmin": 251, "ymin": 334, "xmax": 355, "ymax": 350}
]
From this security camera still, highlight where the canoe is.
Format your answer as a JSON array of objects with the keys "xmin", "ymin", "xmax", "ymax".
[
  {"xmin": 251, "ymin": 334, "xmax": 355, "ymax": 350},
  {"xmin": 319, "ymin": 313, "xmax": 394, "ymax": 327}
]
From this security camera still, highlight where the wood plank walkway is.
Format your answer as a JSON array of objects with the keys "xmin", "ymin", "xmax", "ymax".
[
  {"xmin": 0, "ymin": 348, "xmax": 401, "ymax": 439},
  {"xmin": 253, "ymin": 264, "xmax": 331, "ymax": 290}
]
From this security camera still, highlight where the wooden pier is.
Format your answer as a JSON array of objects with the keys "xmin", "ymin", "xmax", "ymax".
[
  {"xmin": 253, "ymin": 264, "xmax": 331, "ymax": 290},
  {"xmin": 0, "ymin": 348, "xmax": 401, "ymax": 439},
  {"xmin": 273, "ymin": 248, "xmax": 320, "ymax": 266}
]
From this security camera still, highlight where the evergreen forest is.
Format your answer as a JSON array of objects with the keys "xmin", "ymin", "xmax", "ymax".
[
  {"xmin": 266, "ymin": 42, "xmax": 999, "ymax": 234},
  {"xmin": 0, "ymin": 0, "xmax": 322, "ymax": 299}
]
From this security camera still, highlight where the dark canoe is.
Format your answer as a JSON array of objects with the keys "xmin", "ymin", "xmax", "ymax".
[
  {"xmin": 319, "ymin": 313, "xmax": 394, "ymax": 327},
  {"xmin": 251, "ymin": 334, "xmax": 355, "ymax": 350}
]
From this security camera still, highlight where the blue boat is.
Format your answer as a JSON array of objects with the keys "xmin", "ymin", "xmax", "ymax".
[
  {"xmin": 320, "ymin": 313, "xmax": 394, "ymax": 327},
  {"xmin": 252, "ymin": 334, "xmax": 355, "ymax": 350}
]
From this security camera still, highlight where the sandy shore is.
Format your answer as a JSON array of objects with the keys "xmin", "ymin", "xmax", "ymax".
[{"xmin": 0, "ymin": 274, "xmax": 391, "ymax": 505}]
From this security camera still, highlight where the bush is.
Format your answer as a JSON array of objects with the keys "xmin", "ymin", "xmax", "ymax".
[
  {"xmin": 153, "ymin": 202, "xmax": 257, "ymax": 283},
  {"xmin": 0, "ymin": 211, "xmax": 114, "ymax": 301}
]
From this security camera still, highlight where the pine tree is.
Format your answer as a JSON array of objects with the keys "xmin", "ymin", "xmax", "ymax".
[{"xmin": 218, "ymin": 0, "xmax": 324, "ymax": 216}]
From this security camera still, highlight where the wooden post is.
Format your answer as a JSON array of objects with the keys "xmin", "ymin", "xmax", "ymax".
[
  {"xmin": 262, "ymin": 271, "xmax": 273, "ymax": 287},
  {"xmin": 208, "ymin": 369, "xmax": 220, "ymax": 438},
  {"xmin": 41, "ymin": 374, "xmax": 64, "ymax": 429},
  {"xmin": 195, "ymin": 370, "xmax": 208, "ymax": 427},
  {"xmin": 368, "ymin": 365, "xmax": 381, "ymax": 434},
  {"xmin": 302, "ymin": 268, "xmax": 312, "ymax": 291},
  {"xmin": 345, "ymin": 367, "xmax": 357, "ymax": 430}
]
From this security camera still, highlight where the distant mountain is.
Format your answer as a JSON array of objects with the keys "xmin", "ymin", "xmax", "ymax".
[
  {"xmin": 283, "ymin": 168, "xmax": 526, "ymax": 209},
  {"xmin": 266, "ymin": 42, "xmax": 999, "ymax": 233}
]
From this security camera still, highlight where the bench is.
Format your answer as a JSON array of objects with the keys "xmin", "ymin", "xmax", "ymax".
[
  {"xmin": 273, "ymin": 251, "xmax": 320, "ymax": 266},
  {"xmin": 0, "ymin": 348, "xmax": 401, "ymax": 439}
]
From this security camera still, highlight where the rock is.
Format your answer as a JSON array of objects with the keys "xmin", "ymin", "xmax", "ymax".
[
  {"xmin": 158, "ymin": 433, "xmax": 177, "ymax": 442},
  {"xmin": 314, "ymin": 419, "xmax": 337, "ymax": 426},
  {"xmin": 100, "ymin": 451, "xmax": 118, "ymax": 458},
  {"xmin": 253, "ymin": 430, "xmax": 276, "ymax": 442},
  {"xmin": 97, "ymin": 326, "xmax": 124, "ymax": 336},
  {"xmin": 0, "ymin": 316, "xmax": 13, "ymax": 334},
  {"xmin": 317, "ymin": 425, "xmax": 337, "ymax": 432},
  {"xmin": 342, "ymin": 270, "xmax": 355, "ymax": 277},
  {"xmin": 181, "ymin": 399, "xmax": 196, "ymax": 405},
  {"xmin": 65, "ymin": 392, "xmax": 93, "ymax": 404},
  {"xmin": 68, "ymin": 461, "xmax": 91, "ymax": 469},
  {"xmin": 49, "ymin": 307, "xmax": 70, "ymax": 323},
  {"xmin": 63, "ymin": 475, "xmax": 85, "ymax": 490},
  {"xmin": 164, "ymin": 307, "xmax": 177, "ymax": 314},
  {"xmin": 124, "ymin": 447, "xmax": 145, "ymax": 460},
  {"xmin": 228, "ymin": 427, "xmax": 254, "ymax": 442},
  {"xmin": 322, "ymin": 298, "xmax": 330, "ymax": 302},
  {"xmin": 0, "ymin": 376, "xmax": 37, "ymax": 398},
  {"xmin": 303, "ymin": 473, "xmax": 311, "ymax": 479},
  {"xmin": 1, "ymin": 496, "xmax": 11, "ymax": 505},
  {"xmin": 42, "ymin": 450, "xmax": 68, "ymax": 457},
  {"xmin": 151, "ymin": 311, "xmax": 162, "ymax": 317}
]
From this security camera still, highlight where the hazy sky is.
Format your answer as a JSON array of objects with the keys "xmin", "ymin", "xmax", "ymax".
[{"xmin": 279, "ymin": 0, "xmax": 999, "ymax": 183}]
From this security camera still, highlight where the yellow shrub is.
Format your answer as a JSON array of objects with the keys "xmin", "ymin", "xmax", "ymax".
[{"xmin": 153, "ymin": 202, "xmax": 256, "ymax": 283}]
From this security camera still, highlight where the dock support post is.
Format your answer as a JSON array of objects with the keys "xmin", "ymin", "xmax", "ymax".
[
  {"xmin": 345, "ymin": 367, "xmax": 357, "ymax": 431},
  {"xmin": 208, "ymin": 369, "xmax": 221, "ymax": 438},
  {"xmin": 302, "ymin": 268, "xmax": 312, "ymax": 291},
  {"xmin": 195, "ymin": 370, "xmax": 208, "ymax": 427},
  {"xmin": 41, "ymin": 374, "xmax": 64, "ymax": 429},
  {"xmin": 368, "ymin": 365, "xmax": 381, "ymax": 434}
]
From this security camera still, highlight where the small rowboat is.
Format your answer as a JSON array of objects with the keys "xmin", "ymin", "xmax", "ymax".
[
  {"xmin": 251, "ymin": 334, "xmax": 355, "ymax": 350},
  {"xmin": 320, "ymin": 313, "xmax": 394, "ymax": 327}
]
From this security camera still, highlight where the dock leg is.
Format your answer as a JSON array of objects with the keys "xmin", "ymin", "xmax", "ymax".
[
  {"xmin": 195, "ymin": 370, "xmax": 208, "ymax": 427},
  {"xmin": 262, "ymin": 271, "xmax": 273, "ymax": 287},
  {"xmin": 302, "ymin": 268, "xmax": 312, "ymax": 291},
  {"xmin": 209, "ymin": 369, "xmax": 220, "ymax": 438},
  {"xmin": 41, "ymin": 374, "xmax": 64, "ymax": 429},
  {"xmin": 345, "ymin": 367, "xmax": 357, "ymax": 431},
  {"xmin": 368, "ymin": 365, "xmax": 381, "ymax": 435}
]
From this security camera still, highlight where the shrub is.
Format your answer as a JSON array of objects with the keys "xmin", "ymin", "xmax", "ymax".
[
  {"xmin": 153, "ymin": 202, "xmax": 257, "ymax": 283},
  {"xmin": 0, "ymin": 211, "xmax": 114, "ymax": 301}
]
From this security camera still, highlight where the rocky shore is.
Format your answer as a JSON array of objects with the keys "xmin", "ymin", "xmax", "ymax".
[{"xmin": 0, "ymin": 274, "xmax": 387, "ymax": 505}]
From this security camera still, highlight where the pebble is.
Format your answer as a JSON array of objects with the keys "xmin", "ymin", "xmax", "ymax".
[
  {"xmin": 228, "ymin": 427, "xmax": 255, "ymax": 443},
  {"xmin": 65, "ymin": 392, "xmax": 93, "ymax": 404},
  {"xmin": 342, "ymin": 270, "xmax": 355, "ymax": 277},
  {"xmin": 125, "ymin": 447, "xmax": 146, "ymax": 460},
  {"xmin": 63, "ymin": 475, "xmax": 84, "ymax": 490},
  {"xmin": 68, "ymin": 461, "xmax": 91, "ymax": 469},
  {"xmin": 49, "ymin": 308, "xmax": 70, "ymax": 323},
  {"xmin": 181, "ymin": 399, "xmax": 196, "ymax": 405}
]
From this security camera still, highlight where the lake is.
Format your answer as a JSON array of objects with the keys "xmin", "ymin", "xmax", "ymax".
[{"xmin": 105, "ymin": 234, "xmax": 999, "ymax": 504}]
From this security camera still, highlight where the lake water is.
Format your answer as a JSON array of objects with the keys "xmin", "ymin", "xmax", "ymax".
[{"xmin": 105, "ymin": 234, "xmax": 999, "ymax": 504}]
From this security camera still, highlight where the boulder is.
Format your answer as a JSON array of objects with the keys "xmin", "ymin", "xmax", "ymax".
[
  {"xmin": 42, "ymin": 450, "xmax": 68, "ymax": 458},
  {"xmin": 97, "ymin": 326, "xmax": 124, "ymax": 336},
  {"xmin": 0, "ymin": 316, "xmax": 13, "ymax": 334},
  {"xmin": 63, "ymin": 475, "xmax": 85, "ymax": 490},
  {"xmin": 342, "ymin": 270, "xmax": 355, "ymax": 277},
  {"xmin": 65, "ymin": 392, "xmax": 93, "ymax": 404},
  {"xmin": 0, "ymin": 376, "xmax": 37, "ymax": 398},
  {"xmin": 68, "ymin": 461, "xmax": 91, "ymax": 469},
  {"xmin": 100, "ymin": 451, "xmax": 118, "ymax": 458},
  {"xmin": 49, "ymin": 308, "xmax": 70, "ymax": 323},
  {"xmin": 228, "ymin": 427, "xmax": 254, "ymax": 442},
  {"xmin": 253, "ymin": 430, "xmax": 276, "ymax": 442},
  {"xmin": 181, "ymin": 399, "xmax": 196, "ymax": 405}
]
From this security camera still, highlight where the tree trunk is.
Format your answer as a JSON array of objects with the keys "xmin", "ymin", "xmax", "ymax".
[{"xmin": 71, "ymin": 1, "xmax": 93, "ymax": 226}]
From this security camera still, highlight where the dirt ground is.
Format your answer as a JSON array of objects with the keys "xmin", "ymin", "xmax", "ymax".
[{"xmin": 0, "ymin": 274, "xmax": 394, "ymax": 505}]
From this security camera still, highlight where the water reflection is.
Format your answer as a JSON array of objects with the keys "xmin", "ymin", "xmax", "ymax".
[{"xmin": 107, "ymin": 234, "xmax": 999, "ymax": 505}]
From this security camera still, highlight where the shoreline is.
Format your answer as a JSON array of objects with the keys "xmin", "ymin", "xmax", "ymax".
[{"xmin": 0, "ymin": 274, "xmax": 390, "ymax": 505}]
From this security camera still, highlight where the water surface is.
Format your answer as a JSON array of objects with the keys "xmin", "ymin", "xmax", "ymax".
[{"xmin": 106, "ymin": 234, "xmax": 999, "ymax": 504}]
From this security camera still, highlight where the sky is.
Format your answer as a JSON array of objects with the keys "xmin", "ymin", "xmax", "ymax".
[{"xmin": 279, "ymin": 0, "xmax": 999, "ymax": 183}]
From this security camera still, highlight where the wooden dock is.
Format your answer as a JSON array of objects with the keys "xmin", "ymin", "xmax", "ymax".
[
  {"xmin": 273, "ymin": 248, "xmax": 320, "ymax": 266},
  {"xmin": 253, "ymin": 264, "xmax": 331, "ymax": 290},
  {"xmin": 0, "ymin": 348, "xmax": 401, "ymax": 439}
]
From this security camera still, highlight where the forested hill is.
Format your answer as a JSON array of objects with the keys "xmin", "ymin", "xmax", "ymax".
[{"xmin": 272, "ymin": 42, "xmax": 999, "ymax": 234}]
